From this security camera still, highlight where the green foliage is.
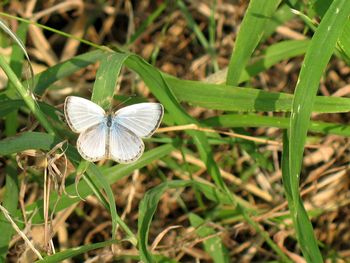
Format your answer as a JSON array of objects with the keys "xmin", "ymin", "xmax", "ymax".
[
  {"xmin": 1, "ymin": 1, "xmax": 350, "ymax": 262},
  {"xmin": 288, "ymin": 1, "xmax": 350, "ymax": 261},
  {"xmin": 91, "ymin": 52, "xmax": 129, "ymax": 110},
  {"xmin": 226, "ymin": 0, "xmax": 281, "ymax": 86},
  {"xmin": 36, "ymin": 240, "xmax": 118, "ymax": 263},
  {"xmin": 189, "ymin": 213, "xmax": 229, "ymax": 263}
]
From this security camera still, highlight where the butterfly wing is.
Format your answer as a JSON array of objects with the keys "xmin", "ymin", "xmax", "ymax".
[
  {"xmin": 64, "ymin": 96, "xmax": 106, "ymax": 133},
  {"xmin": 109, "ymin": 122, "xmax": 144, "ymax": 163},
  {"xmin": 77, "ymin": 122, "xmax": 108, "ymax": 162},
  {"xmin": 114, "ymin": 103, "xmax": 164, "ymax": 138}
]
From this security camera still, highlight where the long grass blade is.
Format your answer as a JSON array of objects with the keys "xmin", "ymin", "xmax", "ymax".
[
  {"xmin": 0, "ymin": 56, "xmax": 55, "ymax": 134},
  {"xmin": 288, "ymin": 1, "xmax": 350, "ymax": 261},
  {"xmin": 189, "ymin": 213, "xmax": 229, "ymax": 263},
  {"xmin": 36, "ymin": 240, "xmax": 118, "ymax": 263},
  {"xmin": 203, "ymin": 113, "xmax": 350, "ymax": 137},
  {"xmin": 226, "ymin": 0, "xmax": 281, "ymax": 86},
  {"xmin": 167, "ymin": 77, "xmax": 350, "ymax": 113},
  {"xmin": 0, "ymin": 165, "xmax": 19, "ymax": 261},
  {"xmin": 0, "ymin": 18, "xmax": 33, "ymax": 85},
  {"xmin": 125, "ymin": 54, "xmax": 227, "ymax": 191},
  {"xmin": 33, "ymin": 50, "xmax": 105, "ymax": 95},
  {"xmin": 91, "ymin": 52, "xmax": 129, "ymax": 110},
  {"xmin": 4, "ymin": 22, "xmax": 28, "ymax": 136},
  {"xmin": 138, "ymin": 180, "xmax": 231, "ymax": 262}
]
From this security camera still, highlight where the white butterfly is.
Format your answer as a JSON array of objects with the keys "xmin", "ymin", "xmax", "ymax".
[{"xmin": 64, "ymin": 96, "xmax": 164, "ymax": 163}]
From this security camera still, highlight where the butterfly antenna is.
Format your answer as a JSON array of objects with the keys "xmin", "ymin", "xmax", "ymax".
[{"xmin": 113, "ymin": 95, "xmax": 137, "ymax": 110}]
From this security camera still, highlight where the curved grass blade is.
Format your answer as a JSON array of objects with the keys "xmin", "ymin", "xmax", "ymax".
[
  {"xmin": 91, "ymin": 52, "xmax": 129, "ymax": 110},
  {"xmin": 167, "ymin": 77, "xmax": 350, "ymax": 113},
  {"xmin": 33, "ymin": 50, "xmax": 105, "ymax": 95},
  {"xmin": 262, "ymin": 4, "xmax": 295, "ymax": 41},
  {"xmin": 176, "ymin": 0, "xmax": 218, "ymax": 70},
  {"xmin": 86, "ymin": 162, "xmax": 137, "ymax": 244},
  {"xmin": 4, "ymin": 22, "xmax": 28, "ymax": 136},
  {"xmin": 6, "ymin": 141, "xmax": 175, "ymax": 225},
  {"xmin": 226, "ymin": 0, "xmax": 281, "ymax": 86},
  {"xmin": 125, "ymin": 54, "xmax": 226, "ymax": 190},
  {"xmin": 0, "ymin": 56, "xmax": 55, "ymax": 134},
  {"xmin": 0, "ymin": 99, "xmax": 61, "ymax": 123},
  {"xmin": 203, "ymin": 114, "xmax": 350, "ymax": 137},
  {"xmin": 126, "ymin": 2, "xmax": 166, "ymax": 46},
  {"xmin": 0, "ymin": 164, "xmax": 19, "ymax": 262},
  {"xmin": 0, "ymin": 131, "xmax": 174, "ymax": 245},
  {"xmin": 0, "ymin": 132, "xmax": 62, "ymax": 156},
  {"xmin": 242, "ymin": 40, "xmax": 309, "ymax": 83},
  {"xmin": 176, "ymin": 0, "xmax": 209, "ymax": 50},
  {"xmin": 36, "ymin": 239, "xmax": 118, "ymax": 263},
  {"xmin": 189, "ymin": 213, "xmax": 229, "ymax": 263},
  {"xmin": 288, "ymin": 1, "xmax": 350, "ymax": 261},
  {"xmin": 209, "ymin": 39, "xmax": 309, "ymax": 84},
  {"xmin": 0, "ymin": 19, "xmax": 34, "ymax": 87},
  {"xmin": 338, "ymin": 21, "xmax": 350, "ymax": 63},
  {"xmin": 138, "ymin": 180, "xmax": 231, "ymax": 262}
]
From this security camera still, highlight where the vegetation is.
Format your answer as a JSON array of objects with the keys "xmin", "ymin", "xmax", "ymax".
[{"xmin": 1, "ymin": 0, "xmax": 350, "ymax": 262}]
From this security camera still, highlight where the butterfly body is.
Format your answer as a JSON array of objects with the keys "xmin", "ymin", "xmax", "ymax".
[
  {"xmin": 64, "ymin": 96, "xmax": 164, "ymax": 163},
  {"xmin": 106, "ymin": 114, "xmax": 113, "ymax": 127}
]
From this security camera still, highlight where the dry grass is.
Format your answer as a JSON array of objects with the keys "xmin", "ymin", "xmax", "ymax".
[{"xmin": 1, "ymin": 0, "xmax": 350, "ymax": 262}]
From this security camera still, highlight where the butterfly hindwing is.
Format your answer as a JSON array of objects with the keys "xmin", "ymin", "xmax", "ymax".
[
  {"xmin": 114, "ymin": 103, "xmax": 163, "ymax": 138},
  {"xmin": 65, "ymin": 96, "xmax": 106, "ymax": 133},
  {"xmin": 77, "ymin": 122, "xmax": 108, "ymax": 162},
  {"xmin": 109, "ymin": 122, "xmax": 144, "ymax": 164},
  {"xmin": 64, "ymin": 96, "xmax": 163, "ymax": 163}
]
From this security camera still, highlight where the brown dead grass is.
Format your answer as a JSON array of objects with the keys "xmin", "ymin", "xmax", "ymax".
[{"xmin": 1, "ymin": 0, "xmax": 350, "ymax": 262}]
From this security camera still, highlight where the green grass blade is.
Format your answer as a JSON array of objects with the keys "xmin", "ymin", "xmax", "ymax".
[
  {"xmin": 33, "ymin": 50, "xmax": 105, "ymax": 95},
  {"xmin": 282, "ymin": 131, "xmax": 320, "ymax": 263},
  {"xmin": 226, "ymin": 0, "xmax": 281, "ymax": 86},
  {"xmin": 167, "ymin": 77, "xmax": 350, "ymax": 113},
  {"xmin": 176, "ymin": 0, "xmax": 209, "ymax": 50},
  {"xmin": 0, "ymin": 99, "xmax": 61, "ymax": 122},
  {"xmin": 262, "ymin": 4, "xmax": 295, "ymax": 40},
  {"xmin": 127, "ymin": 3, "xmax": 166, "ymax": 46},
  {"xmin": 189, "ymin": 213, "xmax": 229, "ymax": 263},
  {"xmin": 80, "ymin": 163, "xmax": 109, "ymax": 210},
  {"xmin": 125, "ymin": 54, "xmax": 226, "ymax": 190},
  {"xmin": 203, "ymin": 114, "xmax": 350, "ymax": 137},
  {"xmin": 175, "ymin": 0, "xmax": 219, "ymax": 71},
  {"xmin": 242, "ymin": 40, "xmax": 309, "ymax": 83},
  {"xmin": 281, "ymin": 131, "xmax": 292, "ymax": 202},
  {"xmin": 208, "ymin": 39, "xmax": 309, "ymax": 84},
  {"xmin": 0, "ymin": 56, "xmax": 55, "ymax": 134},
  {"xmin": 20, "ymin": 144, "xmax": 174, "ymax": 224},
  {"xmin": 138, "ymin": 181, "xmax": 187, "ymax": 262},
  {"xmin": 87, "ymin": 163, "xmax": 137, "ymax": 244},
  {"xmin": 0, "ymin": 164, "xmax": 19, "ymax": 262},
  {"xmin": 0, "ymin": 132, "xmax": 62, "ymax": 156},
  {"xmin": 36, "ymin": 239, "xmax": 118, "ymax": 263},
  {"xmin": 138, "ymin": 180, "xmax": 232, "ymax": 262},
  {"xmin": 4, "ymin": 22, "xmax": 28, "ymax": 136},
  {"xmin": 0, "ymin": 99, "xmax": 24, "ymax": 117},
  {"xmin": 288, "ymin": 1, "xmax": 350, "ymax": 261},
  {"xmin": 0, "ymin": 18, "xmax": 33, "ymax": 82},
  {"xmin": 91, "ymin": 52, "xmax": 129, "ymax": 109},
  {"xmin": 338, "ymin": 21, "xmax": 350, "ymax": 62},
  {"xmin": 0, "ymin": 131, "xmax": 174, "ymax": 242}
]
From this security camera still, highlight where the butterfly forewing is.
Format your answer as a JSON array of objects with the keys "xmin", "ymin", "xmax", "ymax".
[
  {"xmin": 77, "ymin": 121, "xmax": 108, "ymax": 162},
  {"xmin": 64, "ymin": 96, "xmax": 164, "ymax": 163},
  {"xmin": 65, "ymin": 96, "xmax": 106, "ymax": 133},
  {"xmin": 114, "ymin": 103, "xmax": 163, "ymax": 138},
  {"xmin": 109, "ymin": 122, "xmax": 145, "ymax": 163}
]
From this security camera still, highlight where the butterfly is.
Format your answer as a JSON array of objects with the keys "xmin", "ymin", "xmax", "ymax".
[{"xmin": 64, "ymin": 96, "xmax": 164, "ymax": 163}]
